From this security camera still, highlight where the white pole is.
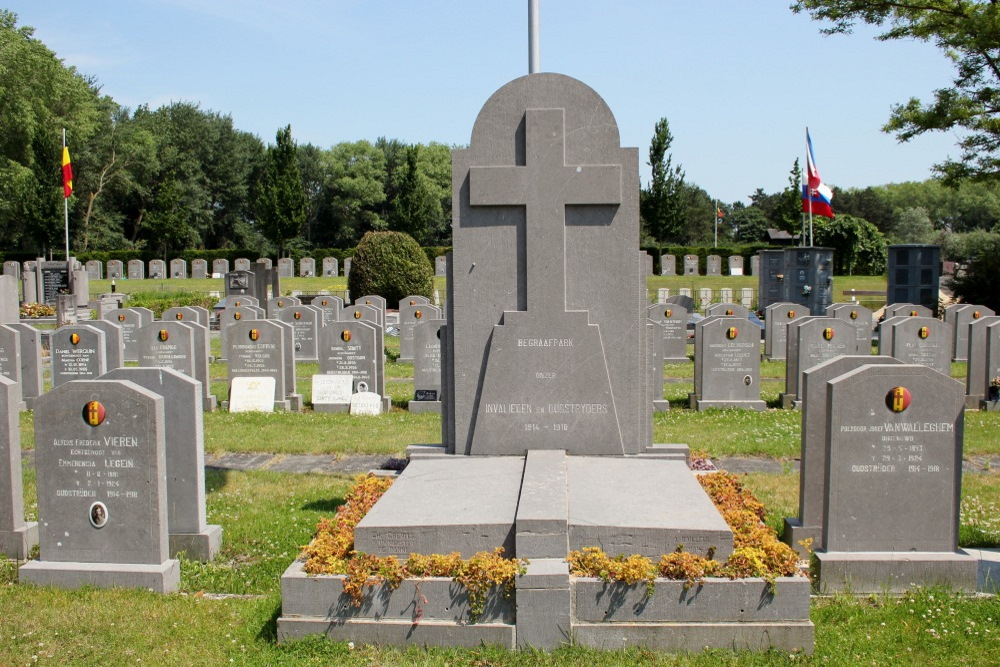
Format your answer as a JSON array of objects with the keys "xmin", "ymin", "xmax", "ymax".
[
  {"xmin": 63, "ymin": 128, "xmax": 70, "ymax": 263},
  {"xmin": 529, "ymin": 0, "xmax": 540, "ymax": 74},
  {"xmin": 713, "ymin": 199, "xmax": 718, "ymax": 247}
]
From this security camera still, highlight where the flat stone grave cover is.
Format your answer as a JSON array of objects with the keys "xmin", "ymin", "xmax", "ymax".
[
  {"xmin": 311, "ymin": 374, "xmax": 353, "ymax": 413},
  {"xmin": 887, "ymin": 316, "xmax": 951, "ymax": 375},
  {"xmin": 51, "ymin": 325, "xmax": 107, "ymax": 387},
  {"xmin": 229, "ymin": 377, "xmax": 276, "ymax": 413},
  {"xmin": 1, "ymin": 374, "xmax": 35, "ymax": 558},
  {"xmin": 693, "ymin": 316, "xmax": 765, "ymax": 411},
  {"xmin": 783, "ymin": 355, "xmax": 902, "ymax": 554},
  {"xmin": 103, "ymin": 367, "xmax": 221, "ymax": 561},
  {"xmin": 815, "ymin": 364, "xmax": 976, "ymax": 592},
  {"xmin": 646, "ymin": 303, "xmax": 688, "ymax": 363},
  {"xmin": 20, "ymin": 379, "xmax": 179, "ymax": 593}
]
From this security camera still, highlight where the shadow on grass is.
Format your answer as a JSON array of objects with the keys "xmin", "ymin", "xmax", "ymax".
[
  {"xmin": 256, "ymin": 598, "xmax": 283, "ymax": 644},
  {"xmin": 302, "ymin": 495, "xmax": 348, "ymax": 514},
  {"xmin": 205, "ymin": 468, "xmax": 230, "ymax": 494}
]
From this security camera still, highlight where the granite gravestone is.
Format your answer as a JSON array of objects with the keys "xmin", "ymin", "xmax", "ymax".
[
  {"xmin": 643, "ymin": 252, "xmax": 654, "ymax": 275},
  {"xmin": 268, "ymin": 295, "xmax": 300, "ymax": 322},
  {"xmin": 719, "ymin": 287, "xmax": 733, "ymax": 304},
  {"xmin": 885, "ymin": 303, "xmax": 932, "ymax": 318},
  {"xmin": 226, "ymin": 320, "xmax": 295, "ymax": 411},
  {"xmin": 750, "ymin": 254, "xmax": 759, "ymax": 276},
  {"xmin": 343, "ymin": 257, "xmax": 352, "ymax": 278},
  {"xmin": 279, "ymin": 305, "xmax": 322, "ymax": 361},
  {"xmin": 781, "ymin": 317, "xmax": 853, "ymax": 408},
  {"xmin": 965, "ymin": 315, "xmax": 1000, "ymax": 407},
  {"xmin": 705, "ymin": 255, "xmax": 722, "ymax": 276},
  {"xmin": 705, "ymin": 302, "xmax": 749, "ymax": 319},
  {"xmin": 127, "ymin": 259, "xmax": 145, "ymax": 280},
  {"xmin": 399, "ymin": 295, "xmax": 431, "ymax": 309},
  {"xmin": 169, "ymin": 258, "xmax": 187, "ymax": 279},
  {"xmin": 0, "ymin": 375, "xmax": 36, "ymax": 558},
  {"xmin": 728, "ymin": 255, "xmax": 744, "ymax": 276},
  {"xmin": 410, "ymin": 318, "xmax": 445, "ymax": 414},
  {"xmin": 782, "ymin": 355, "xmax": 903, "ymax": 555},
  {"xmin": 234, "ymin": 258, "xmax": 251, "ymax": 272},
  {"xmin": 660, "ymin": 254, "xmax": 676, "ymax": 276},
  {"xmin": 984, "ymin": 321, "xmax": 1000, "ymax": 410},
  {"xmin": 646, "ymin": 303, "xmax": 689, "ymax": 363},
  {"xmin": 278, "ymin": 257, "xmax": 294, "ymax": 278},
  {"xmin": 435, "ymin": 255, "xmax": 447, "ymax": 277},
  {"xmin": 692, "ymin": 316, "xmax": 765, "ymax": 411},
  {"xmin": 83, "ymin": 319, "xmax": 125, "ymax": 371},
  {"xmin": 886, "ymin": 316, "xmax": 952, "ymax": 375},
  {"xmin": 162, "ymin": 306, "xmax": 209, "ymax": 328},
  {"xmin": 322, "ymin": 257, "xmax": 338, "ymax": 277},
  {"xmin": 137, "ymin": 321, "xmax": 196, "ymax": 378},
  {"xmin": 876, "ymin": 315, "xmax": 907, "ymax": 356},
  {"xmin": 2, "ymin": 261, "xmax": 18, "ymax": 279},
  {"xmin": 299, "ymin": 257, "xmax": 315, "ymax": 277},
  {"xmin": 398, "ymin": 303, "xmax": 442, "ymax": 362},
  {"xmin": 213, "ymin": 258, "xmax": 230, "ymax": 276},
  {"xmin": 102, "ymin": 367, "xmax": 221, "ymax": 561},
  {"xmin": 104, "ymin": 307, "xmax": 150, "ymax": 362},
  {"xmin": 948, "ymin": 304, "xmax": 995, "ymax": 362},
  {"xmin": 4, "ymin": 323, "xmax": 43, "ymax": 408},
  {"xmin": 318, "ymin": 320, "xmax": 388, "ymax": 411},
  {"xmin": 218, "ymin": 305, "xmax": 260, "ymax": 360},
  {"xmin": 355, "ymin": 294, "xmax": 387, "ymax": 320},
  {"xmin": 85, "ymin": 260, "xmax": 103, "ymax": 280},
  {"xmin": 50, "ymin": 325, "xmax": 107, "ymax": 387},
  {"xmin": 683, "ymin": 254, "xmax": 699, "ymax": 276},
  {"xmin": 191, "ymin": 258, "xmax": 208, "ymax": 279},
  {"xmin": 107, "ymin": 260, "xmax": 124, "ymax": 279},
  {"xmin": 346, "ymin": 303, "xmax": 381, "ymax": 329},
  {"xmin": 826, "ymin": 303, "xmax": 873, "ymax": 356},
  {"xmin": 311, "ymin": 295, "xmax": 343, "ymax": 326},
  {"xmin": 813, "ymin": 364, "xmax": 976, "ymax": 593},
  {"xmin": 0, "ymin": 325, "xmax": 25, "ymax": 410},
  {"xmin": 147, "ymin": 259, "xmax": 165, "ymax": 279},
  {"xmin": 20, "ymin": 379, "xmax": 179, "ymax": 593},
  {"xmin": 257, "ymin": 257, "xmax": 273, "ymax": 270}
]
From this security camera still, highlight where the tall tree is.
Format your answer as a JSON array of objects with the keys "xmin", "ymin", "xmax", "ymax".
[
  {"xmin": 316, "ymin": 140, "xmax": 387, "ymax": 247},
  {"xmin": 792, "ymin": 1, "xmax": 1000, "ymax": 182},
  {"xmin": 773, "ymin": 159, "xmax": 804, "ymax": 235},
  {"xmin": 254, "ymin": 125, "xmax": 306, "ymax": 257},
  {"xmin": 641, "ymin": 118, "xmax": 686, "ymax": 242}
]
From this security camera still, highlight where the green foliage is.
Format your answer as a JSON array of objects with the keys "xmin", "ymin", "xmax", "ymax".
[
  {"xmin": 813, "ymin": 214, "xmax": 888, "ymax": 275},
  {"xmin": 774, "ymin": 159, "xmax": 803, "ymax": 235},
  {"xmin": 945, "ymin": 231, "xmax": 1000, "ymax": 311},
  {"xmin": 254, "ymin": 125, "xmax": 306, "ymax": 256},
  {"xmin": 120, "ymin": 290, "xmax": 218, "ymax": 317},
  {"xmin": 891, "ymin": 206, "xmax": 934, "ymax": 244},
  {"xmin": 792, "ymin": 0, "xmax": 1000, "ymax": 183},
  {"xmin": 640, "ymin": 117, "xmax": 686, "ymax": 242},
  {"xmin": 347, "ymin": 231, "xmax": 433, "ymax": 304}
]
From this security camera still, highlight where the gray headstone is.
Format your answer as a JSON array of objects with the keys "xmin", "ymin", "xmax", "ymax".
[
  {"xmin": 435, "ymin": 255, "xmax": 447, "ymax": 277},
  {"xmin": 311, "ymin": 295, "xmax": 343, "ymax": 327},
  {"xmin": 705, "ymin": 302, "xmax": 749, "ymax": 319},
  {"xmin": 343, "ymin": 257, "xmax": 352, "ymax": 277},
  {"xmin": 226, "ymin": 320, "xmax": 291, "ymax": 410},
  {"xmin": 213, "ymin": 258, "xmax": 231, "ymax": 276},
  {"xmin": 0, "ymin": 374, "xmax": 36, "ymax": 558},
  {"xmin": 660, "ymin": 254, "xmax": 676, "ymax": 276},
  {"xmin": 683, "ymin": 254, "xmax": 699, "ymax": 276},
  {"xmin": 410, "ymin": 318, "xmax": 445, "ymax": 414},
  {"xmin": 782, "ymin": 317, "xmax": 854, "ymax": 405},
  {"xmin": 645, "ymin": 303, "xmax": 688, "ymax": 363},
  {"xmin": 966, "ymin": 316, "xmax": 1000, "ymax": 404},
  {"xmin": 277, "ymin": 258, "xmax": 294, "ymax": 278},
  {"xmin": 664, "ymin": 294, "xmax": 695, "ymax": 313},
  {"xmin": 234, "ymin": 258, "xmax": 251, "ymax": 272},
  {"xmin": 643, "ymin": 252, "xmax": 653, "ymax": 275},
  {"xmin": 299, "ymin": 257, "xmax": 315, "ymax": 277},
  {"xmin": 885, "ymin": 303, "xmax": 932, "ymax": 318},
  {"xmin": 191, "ymin": 259, "xmax": 208, "ymax": 279},
  {"xmin": 128, "ymin": 259, "xmax": 145, "ymax": 280},
  {"xmin": 750, "ymin": 254, "xmax": 760, "ymax": 276},
  {"xmin": 398, "ymin": 303, "xmax": 442, "ymax": 362},
  {"xmin": 986, "ymin": 321, "xmax": 1000, "ymax": 408},
  {"xmin": 162, "ymin": 306, "xmax": 209, "ymax": 328},
  {"xmin": 107, "ymin": 260, "xmax": 124, "ymax": 279},
  {"xmin": 20, "ymin": 379, "xmax": 179, "ymax": 592},
  {"xmin": 218, "ymin": 305, "xmax": 260, "ymax": 360},
  {"xmin": 318, "ymin": 320, "xmax": 386, "ymax": 401},
  {"xmin": 826, "ymin": 303, "xmax": 873, "ymax": 356},
  {"xmin": 693, "ymin": 316, "xmax": 765, "ymax": 411},
  {"xmin": 727, "ymin": 255, "xmax": 744, "ymax": 276},
  {"xmin": 947, "ymin": 304, "xmax": 995, "ymax": 362},
  {"xmin": 446, "ymin": 73, "xmax": 646, "ymax": 456},
  {"xmin": 322, "ymin": 256, "xmax": 338, "ymax": 277},
  {"xmin": 814, "ymin": 364, "xmax": 975, "ymax": 593},
  {"xmin": 85, "ymin": 260, "xmax": 103, "ymax": 280},
  {"xmin": 705, "ymin": 255, "xmax": 722, "ymax": 276},
  {"xmin": 345, "ymin": 303, "xmax": 381, "ymax": 329},
  {"xmin": 257, "ymin": 257, "xmax": 273, "ymax": 270},
  {"xmin": 399, "ymin": 295, "xmax": 431, "ymax": 310},
  {"xmin": 20, "ymin": 270, "xmax": 37, "ymax": 307},
  {"xmin": 147, "ymin": 260, "xmax": 165, "ymax": 280},
  {"xmin": 50, "ymin": 325, "xmax": 107, "ymax": 387},
  {"xmin": 169, "ymin": 258, "xmax": 187, "ymax": 279},
  {"xmin": 0, "ymin": 325, "xmax": 24, "ymax": 410},
  {"xmin": 783, "ymin": 355, "xmax": 903, "ymax": 554},
  {"xmin": 3, "ymin": 324, "xmax": 42, "ymax": 407},
  {"xmin": 279, "ymin": 305, "xmax": 322, "ymax": 361},
  {"xmin": 887, "ymin": 316, "xmax": 952, "ymax": 375},
  {"xmin": 102, "ymin": 367, "xmax": 221, "ymax": 561},
  {"xmin": 104, "ymin": 308, "xmax": 149, "ymax": 362},
  {"xmin": 138, "ymin": 321, "xmax": 196, "ymax": 378},
  {"xmin": 83, "ymin": 319, "xmax": 125, "ymax": 370},
  {"xmin": 2, "ymin": 261, "xmax": 19, "ymax": 279}
]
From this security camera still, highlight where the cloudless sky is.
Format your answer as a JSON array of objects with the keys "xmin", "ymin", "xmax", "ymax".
[{"xmin": 8, "ymin": 0, "xmax": 960, "ymax": 204}]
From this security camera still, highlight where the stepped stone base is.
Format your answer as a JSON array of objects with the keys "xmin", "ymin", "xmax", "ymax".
[
  {"xmin": 0, "ymin": 522, "xmax": 38, "ymax": 560},
  {"xmin": 170, "ymin": 524, "xmax": 223, "ymax": 562},
  {"xmin": 19, "ymin": 559, "xmax": 180, "ymax": 593},
  {"xmin": 814, "ymin": 550, "xmax": 979, "ymax": 594}
]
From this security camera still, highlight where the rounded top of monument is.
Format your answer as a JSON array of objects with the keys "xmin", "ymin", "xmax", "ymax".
[{"xmin": 468, "ymin": 73, "xmax": 623, "ymax": 155}]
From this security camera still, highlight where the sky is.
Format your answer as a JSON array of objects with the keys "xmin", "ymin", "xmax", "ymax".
[{"xmin": 7, "ymin": 0, "xmax": 961, "ymax": 204}]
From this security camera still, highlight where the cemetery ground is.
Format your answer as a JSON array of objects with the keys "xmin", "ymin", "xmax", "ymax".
[{"xmin": 2, "ymin": 278, "xmax": 999, "ymax": 664}]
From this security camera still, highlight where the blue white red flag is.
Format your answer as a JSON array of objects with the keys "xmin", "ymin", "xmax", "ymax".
[{"xmin": 802, "ymin": 130, "xmax": 834, "ymax": 218}]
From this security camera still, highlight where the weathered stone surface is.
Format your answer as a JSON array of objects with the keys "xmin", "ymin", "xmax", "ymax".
[
  {"xmin": 886, "ymin": 316, "xmax": 952, "ymax": 375},
  {"xmin": 0, "ymin": 375, "xmax": 36, "ymax": 558},
  {"xmin": 50, "ymin": 325, "xmax": 107, "ymax": 387},
  {"xmin": 826, "ymin": 303, "xmax": 874, "ymax": 355},
  {"xmin": 782, "ymin": 316, "xmax": 853, "ymax": 405},
  {"xmin": 763, "ymin": 302, "xmax": 804, "ymax": 360}
]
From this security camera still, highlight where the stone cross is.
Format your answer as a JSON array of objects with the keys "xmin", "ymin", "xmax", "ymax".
[{"xmin": 469, "ymin": 108, "xmax": 621, "ymax": 315}]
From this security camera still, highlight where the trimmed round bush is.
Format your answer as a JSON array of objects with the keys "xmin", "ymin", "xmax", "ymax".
[{"xmin": 347, "ymin": 231, "xmax": 434, "ymax": 305}]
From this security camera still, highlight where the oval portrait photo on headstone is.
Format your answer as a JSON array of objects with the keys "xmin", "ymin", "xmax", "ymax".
[{"xmin": 89, "ymin": 501, "xmax": 108, "ymax": 529}]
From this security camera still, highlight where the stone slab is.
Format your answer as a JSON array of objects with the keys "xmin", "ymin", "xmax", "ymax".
[
  {"xmin": 567, "ymin": 458, "xmax": 732, "ymax": 560},
  {"xmin": 572, "ymin": 621, "xmax": 814, "ymax": 654},
  {"xmin": 18, "ymin": 559, "xmax": 180, "ymax": 593},
  {"xmin": 354, "ymin": 456, "xmax": 524, "ymax": 558},
  {"xmin": 813, "ymin": 550, "xmax": 979, "ymax": 594},
  {"xmin": 515, "ymin": 450, "xmax": 568, "ymax": 558}
]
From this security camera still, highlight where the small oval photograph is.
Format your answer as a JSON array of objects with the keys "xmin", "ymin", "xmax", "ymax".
[{"xmin": 89, "ymin": 501, "xmax": 108, "ymax": 529}]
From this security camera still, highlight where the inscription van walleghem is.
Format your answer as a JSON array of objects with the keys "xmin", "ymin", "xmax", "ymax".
[{"xmin": 839, "ymin": 421, "xmax": 951, "ymax": 474}]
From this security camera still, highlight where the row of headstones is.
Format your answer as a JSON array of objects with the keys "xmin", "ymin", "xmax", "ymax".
[
  {"xmin": 650, "ymin": 254, "xmax": 756, "ymax": 277},
  {"xmin": 1, "ymin": 367, "xmax": 221, "ymax": 593},
  {"xmin": 656, "ymin": 287, "xmax": 755, "ymax": 311},
  {"xmin": 645, "ymin": 298, "xmax": 999, "ymax": 413},
  {"xmin": 78, "ymin": 257, "xmax": 357, "ymax": 281}
]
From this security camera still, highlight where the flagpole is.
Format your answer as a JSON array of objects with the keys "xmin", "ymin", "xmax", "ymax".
[
  {"xmin": 713, "ymin": 199, "xmax": 718, "ymax": 247},
  {"xmin": 63, "ymin": 128, "xmax": 70, "ymax": 263}
]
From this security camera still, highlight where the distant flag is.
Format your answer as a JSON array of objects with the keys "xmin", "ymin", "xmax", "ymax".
[
  {"xmin": 717, "ymin": 207, "xmax": 724, "ymax": 218},
  {"xmin": 62, "ymin": 145, "xmax": 73, "ymax": 198},
  {"xmin": 801, "ymin": 129, "xmax": 833, "ymax": 218}
]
